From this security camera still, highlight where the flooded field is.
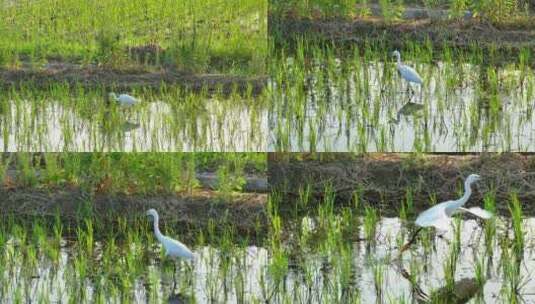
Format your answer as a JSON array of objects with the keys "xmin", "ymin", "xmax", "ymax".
[
  {"xmin": 1, "ymin": 153, "xmax": 533, "ymax": 303},
  {"xmin": 269, "ymin": 46, "xmax": 535, "ymax": 152},
  {"xmin": 0, "ymin": 88, "xmax": 267, "ymax": 151},
  {"xmin": 2, "ymin": 205, "xmax": 532, "ymax": 303}
]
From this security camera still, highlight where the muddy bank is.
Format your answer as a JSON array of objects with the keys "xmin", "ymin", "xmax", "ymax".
[
  {"xmin": 269, "ymin": 153, "xmax": 535, "ymax": 216},
  {"xmin": 271, "ymin": 17, "xmax": 535, "ymax": 56},
  {"xmin": 0, "ymin": 65, "xmax": 266, "ymax": 96},
  {"xmin": 0, "ymin": 187, "xmax": 267, "ymax": 236}
]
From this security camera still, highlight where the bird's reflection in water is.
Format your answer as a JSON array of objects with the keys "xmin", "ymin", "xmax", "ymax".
[
  {"xmin": 390, "ymin": 101, "xmax": 424, "ymax": 124},
  {"xmin": 397, "ymin": 265, "xmax": 481, "ymax": 303},
  {"xmin": 122, "ymin": 121, "xmax": 140, "ymax": 132},
  {"xmin": 168, "ymin": 293, "xmax": 192, "ymax": 304}
]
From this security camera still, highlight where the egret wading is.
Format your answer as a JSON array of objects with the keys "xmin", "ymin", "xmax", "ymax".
[
  {"xmin": 109, "ymin": 93, "xmax": 140, "ymax": 108},
  {"xmin": 108, "ymin": 93, "xmax": 140, "ymax": 120},
  {"xmin": 146, "ymin": 209, "xmax": 193, "ymax": 289},
  {"xmin": 392, "ymin": 50, "xmax": 423, "ymax": 96},
  {"xmin": 400, "ymin": 174, "xmax": 493, "ymax": 252}
]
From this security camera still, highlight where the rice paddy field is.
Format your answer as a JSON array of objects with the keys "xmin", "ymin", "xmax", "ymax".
[
  {"xmin": 4, "ymin": 0, "xmax": 535, "ymax": 303},
  {"xmin": 0, "ymin": 86, "xmax": 267, "ymax": 152},
  {"xmin": 0, "ymin": 0, "xmax": 269, "ymax": 152},
  {"xmin": 2, "ymin": 153, "xmax": 535, "ymax": 303},
  {"xmin": 269, "ymin": 42, "xmax": 535, "ymax": 152}
]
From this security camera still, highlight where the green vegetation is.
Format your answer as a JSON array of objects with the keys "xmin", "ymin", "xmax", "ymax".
[
  {"xmin": 270, "ymin": 40, "xmax": 535, "ymax": 152},
  {"xmin": 0, "ymin": 0, "xmax": 266, "ymax": 74},
  {"xmin": 1, "ymin": 85, "xmax": 267, "ymax": 152},
  {"xmin": 270, "ymin": 0, "xmax": 533, "ymax": 24},
  {"xmin": 0, "ymin": 174, "xmax": 532, "ymax": 302},
  {"xmin": 0, "ymin": 152, "xmax": 265, "ymax": 194}
]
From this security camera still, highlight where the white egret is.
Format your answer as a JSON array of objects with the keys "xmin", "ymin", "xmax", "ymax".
[
  {"xmin": 109, "ymin": 92, "xmax": 140, "ymax": 108},
  {"xmin": 392, "ymin": 50, "xmax": 423, "ymax": 94},
  {"xmin": 400, "ymin": 174, "xmax": 492, "ymax": 252},
  {"xmin": 146, "ymin": 209, "xmax": 193, "ymax": 289}
]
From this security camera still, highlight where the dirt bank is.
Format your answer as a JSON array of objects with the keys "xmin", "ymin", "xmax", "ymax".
[
  {"xmin": 269, "ymin": 153, "xmax": 535, "ymax": 216},
  {"xmin": 0, "ymin": 187, "xmax": 267, "ymax": 236},
  {"xmin": 271, "ymin": 16, "xmax": 535, "ymax": 57},
  {"xmin": 0, "ymin": 64, "xmax": 266, "ymax": 96}
]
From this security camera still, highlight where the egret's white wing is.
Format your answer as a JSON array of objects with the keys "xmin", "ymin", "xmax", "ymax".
[
  {"xmin": 163, "ymin": 236, "xmax": 194, "ymax": 260},
  {"xmin": 432, "ymin": 216, "xmax": 452, "ymax": 231},
  {"xmin": 398, "ymin": 65, "xmax": 423, "ymax": 84},
  {"xmin": 415, "ymin": 202, "xmax": 450, "ymax": 228},
  {"xmin": 118, "ymin": 94, "xmax": 139, "ymax": 107},
  {"xmin": 458, "ymin": 207, "xmax": 493, "ymax": 220}
]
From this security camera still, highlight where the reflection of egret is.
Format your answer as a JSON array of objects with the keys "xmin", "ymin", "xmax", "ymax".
[
  {"xmin": 398, "ymin": 265, "xmax": 480, "ymax": 303},
  {"xmin": 400, "ymin": 174, "xmax": 492, "ymax": 252},
  {"xmin": 392, "ymin": 50, "xmax": 423, "ymax": 95},
  {"xmin": 146, "ymin": 209, "xmax": 193, "ymax": 290},
  {"xmin": 390, "ymin": 101, "xmax": 424, "ymax": 124},
  {"xmin": 121, "ymin": 121, "xmax": 140, "ymax": 132}
]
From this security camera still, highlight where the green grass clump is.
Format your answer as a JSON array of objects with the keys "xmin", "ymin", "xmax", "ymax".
[
  {"xmin": 0, "ymin": 0, "xmax": 266, "ymax": 74},
  {"xmin": 2, "ymin": 153, "xmax": 264, "ymax": 195},
  {"xmin": 270, "ymin": 0, "xmax": 532, "ymax": 24}
]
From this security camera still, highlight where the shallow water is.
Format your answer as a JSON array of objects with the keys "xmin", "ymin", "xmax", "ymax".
[
  {"xmin": 2, "ymin": 216, "xmax": 533, "ymax": 303},
  {"xmin": 0, "ymin": 96, "xmax": 267, "ymax": 152},
  {"xmin": 270, "ymin": 58, "xmax": 535, "ymax": 152}
]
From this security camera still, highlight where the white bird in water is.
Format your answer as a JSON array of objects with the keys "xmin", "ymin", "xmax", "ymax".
[
  {"xmin": 109, "ymin": 92, "xmax": 140, "ymax": 108},
  {"xmin": 392, "ymin": 50, "xmax": 423, "ymax": 95},
  {"xmin": 146, "ymin": 209, "xmax": 193, "ymax": 289},
  {"xmin": 401, "ymin": 174, "xmax": 492, "ymax": 252}
]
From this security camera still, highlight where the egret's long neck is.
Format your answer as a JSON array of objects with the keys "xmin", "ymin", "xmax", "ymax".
[
  {"xmin": 454, "ymin": 179, "xmax": 473, "ymax": 208},
  {"xmin": 152, "ymin": 215, "xmax": 164, "ymax": 242}
]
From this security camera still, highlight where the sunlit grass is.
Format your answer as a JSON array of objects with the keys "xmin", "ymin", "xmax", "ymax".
[{"xmin": 0, "ymin": 0, "xmax": 267, "ymax": 74}]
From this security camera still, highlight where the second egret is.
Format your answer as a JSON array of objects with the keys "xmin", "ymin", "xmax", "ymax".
[
  {"xmin": 392, "ymin": 50, "xmax": 423, "ymax": 94},
  {"xmin": 400, "ymin": 174, "xmax": 493, "ymax": 252},
  {"xmin": 415, "ymin": 174, "xmax": 492, "ymax": 231}
]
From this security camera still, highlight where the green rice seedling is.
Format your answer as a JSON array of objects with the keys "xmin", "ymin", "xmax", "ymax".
[
  {"xmin": 373, "ymin": 262, "xmax": 385, "ymax": 302},
  {"xmin": 399, "ymin": 187, "xmax": 415, "ymax": 220},
  {"xmin": 483, "ymin": 192, "xmax": 497, "ymax": 255},
  {"xmin": 363, "ymin": 206, "xmax": 378, "ymax": 243},
  {"xmin": 501, "ymin": 243, "xmax": 527, "ymax": 303},
  {"xmin": 298, "ymin": 184, "xmax": 312, "ymax": 211},
  {"xmin": 508, "ymin": 193, "xmax": 524, "ymax": 256},
  {"xmin": 317, "ymin": 184, "xmax": 336, "ymax": 230},
  {"xmin": 75, "ymin": 218, "xmax": 94, "ymax": 256},
  {"xmin": 474, "ymin": 254, "xmax": 486, "ymax": 296}
]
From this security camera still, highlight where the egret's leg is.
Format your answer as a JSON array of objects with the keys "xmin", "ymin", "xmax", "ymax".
[
  {"xmin": 408, "ymin": 83, "xmax": 416, "ymax": 96},
  {"xmin": 400, "ymin": 227, "xmax": 423, "ymax": 253},
  {"xmin": 171, "ymin": 262, "xmax": 177, "ymax": 292}
]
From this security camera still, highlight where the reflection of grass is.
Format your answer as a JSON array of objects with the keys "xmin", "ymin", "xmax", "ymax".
[
  {"xmin": 0, "ymin": 180, "xmax": 532, "ymax": 302},
  {"xmin": 270, "ymin": 41, "xmax": 535, "ymax": 152},
  {"xmin": 0, "ymin": 0, "xmax": 266, "ymax": 74},
  {"xmin": 2, "ymin": 85, "xmax": 267, "ymax": 151}
]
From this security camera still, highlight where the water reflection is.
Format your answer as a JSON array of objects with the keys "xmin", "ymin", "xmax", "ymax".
[
  {"xmin": 270, "ymin": 60, "xmax": 535, "ymax": 152},
  {"xmin": 2, "ymin": 217, "xmax": 534, "ymax": 303},
  {"xmin": 0, "ymin": 97, "xmax": 267, "ymax": 151}
]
